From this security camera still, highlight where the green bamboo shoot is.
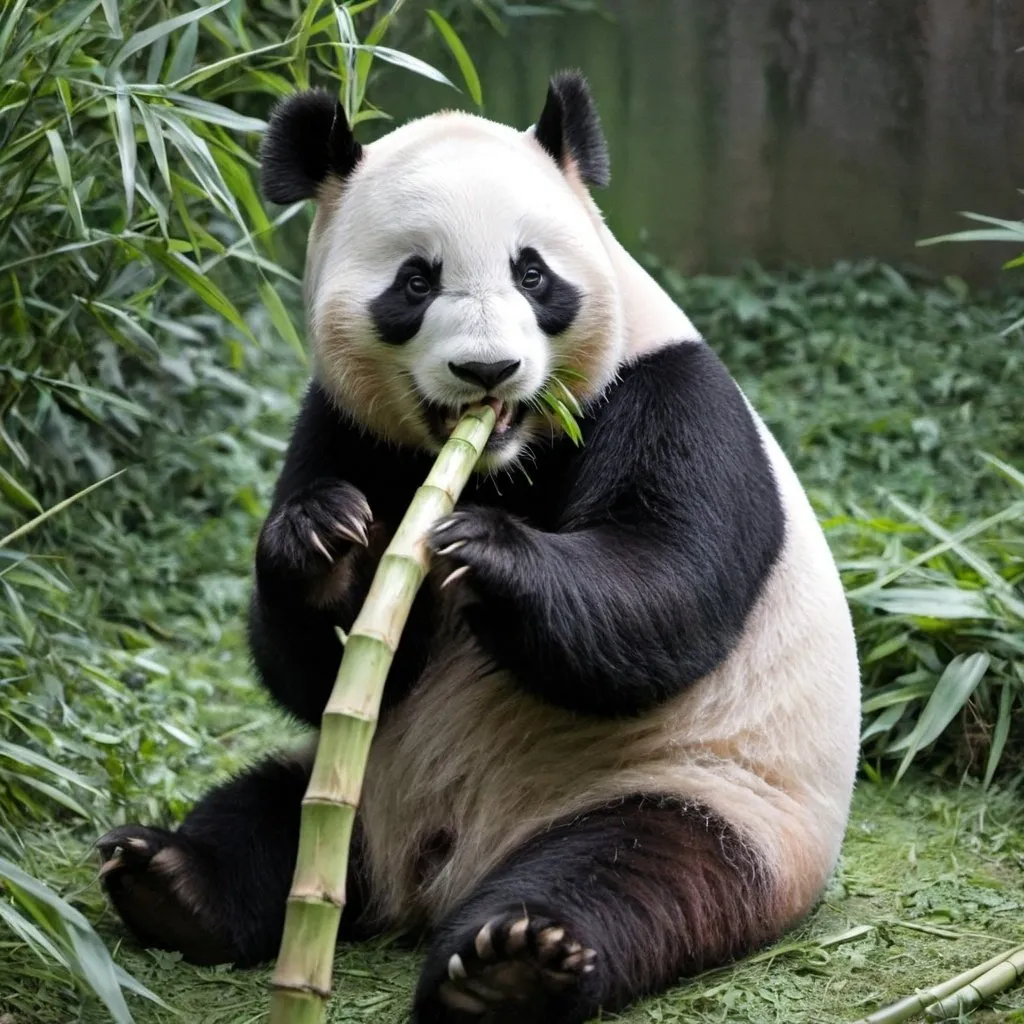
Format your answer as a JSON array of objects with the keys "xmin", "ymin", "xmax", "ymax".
[
  {"xmin": 850, "ymin": 943, "xmax": 1024, "ymax": 1024},
  {"xmin": 268, "ymin": 404, "xmax": 496, "ymax": 1024}
]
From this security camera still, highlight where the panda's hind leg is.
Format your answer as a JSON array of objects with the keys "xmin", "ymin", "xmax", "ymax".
[
  {"xmin": 97, "ymin": 747, "xmax": 371, "ymax": 967},
  {"xmin": 413, "ymin": 795, "xmax": 780, "ymax": 1024}
]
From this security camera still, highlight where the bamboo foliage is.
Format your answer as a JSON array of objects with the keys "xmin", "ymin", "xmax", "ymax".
[{"xmin": 268, "ymin": 405, "xmax": 496, "ymax": 1024}]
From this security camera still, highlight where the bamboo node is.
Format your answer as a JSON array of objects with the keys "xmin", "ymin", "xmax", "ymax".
[{"xmin": 270, "ymin": 980, "xmax": 333, "ymax": 1000}]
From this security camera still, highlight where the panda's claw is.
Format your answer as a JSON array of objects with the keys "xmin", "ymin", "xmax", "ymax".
[
  {"xmin": 440, "ymin": 565, "xmax": 471, "ymax": 590},
  {"xmin": 332, "ymin": 516, "xmax": 369, "ymax": 547},
  {"xmin": 434, "ymin": 540, "xmax": 466, "ymax": 558},
  {"xmin": 308, "ymin": 529, "xmax": 335, "ymax": 564},
  {"xmin": 97, "ymin": 850, "xmax": 125, "ymax": 879},
  {"xmin": 416, "ymin": 911, "xmax": 594, "ymax": 1021}
]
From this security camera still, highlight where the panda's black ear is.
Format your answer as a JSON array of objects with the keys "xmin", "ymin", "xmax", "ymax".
[
  {"xmin": 259, "ymin": 90, "xmax": 363, "ymax": 205},
  {"xmin": 532, "ymin": 70, "xmax": 610, "ymax": 188}
]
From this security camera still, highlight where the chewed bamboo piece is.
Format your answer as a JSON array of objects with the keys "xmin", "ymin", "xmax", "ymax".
[
  {"xmin": 850, "ymin": 942, "xmax": 1024, "ymax": 1024},
  {"xmin": 268, "ymin": 404, "xmax": 496, "ymax": 1024},
  {"xmin": 923, "ymin": 945, "xmax": 1024, "ymax": 1020}
]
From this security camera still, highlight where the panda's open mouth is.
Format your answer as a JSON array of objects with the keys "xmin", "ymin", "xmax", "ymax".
[{"xmin": 421, "ymin": 397, "xmax": 528, "ymax": 448}]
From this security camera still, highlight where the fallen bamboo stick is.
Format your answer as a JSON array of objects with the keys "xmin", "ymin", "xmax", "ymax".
[
  {"xmin": 923, "ymin": 945, "xmax": 1024, "ymax": 1020},
  {"xmin": 850, "ymin": 942, "xmax": 1024, "ymax": 1024},
  {"xmin": 268, "ymin": 404, "xmax": 497, "ymax": 1024}
]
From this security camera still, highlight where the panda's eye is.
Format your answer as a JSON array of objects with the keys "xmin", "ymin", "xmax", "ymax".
[
  {"xmin": 406, "ymin": 275, "xmax": 432, "ymax": 301},
  {"xmin": 521, "ymin": 267, "xmax": 545, "ymax": 291}
]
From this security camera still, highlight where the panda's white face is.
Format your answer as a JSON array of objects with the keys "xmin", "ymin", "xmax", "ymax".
[{"xmin": 304, "ymin": 113, "xmax": 623, "ymax": 467}]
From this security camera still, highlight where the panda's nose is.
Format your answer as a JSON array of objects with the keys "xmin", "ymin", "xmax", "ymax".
[{"xmin": 448, "ymin": 359, "xmax": 521, "ymax": 391}]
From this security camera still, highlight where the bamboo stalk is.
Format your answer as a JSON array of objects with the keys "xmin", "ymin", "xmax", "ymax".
[
  {"xmin": 850, "ymin": 943, "xmax": 1024, "ymax": 1024},
  {"xmin": 268, "ymin": 404, "xmax": 496, "ymax": 1024},
  {"xmin": 923, "ymin": 945, "xmax": 1024, "ymax": 1020}
]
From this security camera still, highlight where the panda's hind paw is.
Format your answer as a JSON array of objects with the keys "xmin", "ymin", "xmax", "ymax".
[
  {"xmin": 96, "ymin": 825, "xmax": 237, "ymax": 966},
  {"xmin": 415, "ymin": 911, "xmax": 596, "ymax": 1022}
]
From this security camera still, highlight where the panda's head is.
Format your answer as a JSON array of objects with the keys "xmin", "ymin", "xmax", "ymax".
[{"xmin": 259, "ymin": 71, "xmax": 623, "ymax": 467}]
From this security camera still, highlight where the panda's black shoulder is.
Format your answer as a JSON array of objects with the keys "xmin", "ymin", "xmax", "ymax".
[
  {"xmin": 563, "ymin": 339, "xmax": 785, "ymax": 540},
  {"xmin": 580, "ymin": 340, "xmax": 767, "ymax": 459}
]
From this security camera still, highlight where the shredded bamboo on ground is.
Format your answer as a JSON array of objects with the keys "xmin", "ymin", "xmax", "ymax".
[{"xmin": 268, "ymin": 405, "xmax": 496, "ymax": 1024}]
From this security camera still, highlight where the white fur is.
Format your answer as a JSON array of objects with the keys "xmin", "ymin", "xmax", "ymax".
[{"xmin": 306, "ymin": 113, "xmax": 625, "ymax": 466}]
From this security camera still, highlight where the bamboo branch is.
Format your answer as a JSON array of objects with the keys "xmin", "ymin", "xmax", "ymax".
[
  {"xmin": 850, "ymin": 943, "xmax": 1024, "ymax": 1024},
  {"xmin": 268, "ymin": 404, "xmax": 496, "ymax": 1024}
]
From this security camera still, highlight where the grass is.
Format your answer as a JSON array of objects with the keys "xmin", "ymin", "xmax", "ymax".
[
  {"xmin": 4, "ymin": 780, "xmax": 1024, "ymax": 1023},
  {"xmin": 1, "ymin": 261, "xmax": 1023, "ymax": 1021}
]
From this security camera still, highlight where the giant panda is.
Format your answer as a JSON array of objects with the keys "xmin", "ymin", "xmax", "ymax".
[{"xmin": 97, "ymin": 71, "xmax": 861, "ymax": 1024}]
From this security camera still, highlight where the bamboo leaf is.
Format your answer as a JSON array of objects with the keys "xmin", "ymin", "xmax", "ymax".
[
  {"xmin": 133, "ymin": 97, "xmax": 171, "ymax": 192},
  {"xmin": 0, "ymin": 740, "xmax": 100, "ymax": 795},
  {"xmin": 259, "ymin": 278, "xmax": 307, "ymax": 364},
  {"xmin": 981, "ymin": 681, "xmax": 1013, "ymax": 789},
  {"xmin": 427, "ymin": 10, "xmax": 483, "ymax": 106},
  {"xmin": 44, "ymin": 129, "xmax": 86, "ymax": 238},
  {"xmin": 168, "ymin": 39, "xmax": 290, "ymax": 90},
  {"xmin": 893, "ymin": 654, "xmax": 989, "ymax": 780},
  {"xmin": 0, "ymin": 472, "xmax": 124, "ymax": 551},
  {"xmin": 137, "ymin": 240, "xmax": 255, "ymax": 340},
  {"xmin": 166, "ymin": 18, "xmax": 198, "ymax": 83},
  {"xmin": 108, "ymin": 0, "xmax": 231, "ymax": 74},
  {"xmin": 113, "ymin": 79, "xmax": 136, "ymax": 219},
  {"xmin": 0, "ymin": 855, "xmax": 165, "ymax": 1023},
  {"xmin": 0, "ymin": 466, "xmax": 42, "ymax": 513},
  {"xmin": 100, "ymin": 0, "xmax": 121, "ymax": 37},
  {"xmin": 338, "ymin": 42, "xmax": 457, "ymax": 91}
]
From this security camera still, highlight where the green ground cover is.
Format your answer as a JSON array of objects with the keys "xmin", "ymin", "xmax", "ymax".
[{"xmin": 3, "ymin": 263, "xmax": 1023, "ymax": 1022}]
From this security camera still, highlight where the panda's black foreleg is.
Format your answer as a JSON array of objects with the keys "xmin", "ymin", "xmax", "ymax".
[
  {"xmin": 96, "ymin": 748, "xmax": 372, "ymax": 967},
  {"xmin": 412, "ymin": 795, "xmax": 778, "ymax": 1024}
]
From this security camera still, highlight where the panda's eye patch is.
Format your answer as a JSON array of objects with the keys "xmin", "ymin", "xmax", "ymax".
[
  {"xmin": 520, "ymin": 266, "xmax": 545, "ymax": 291},
  {"xmin": 511, "ymin": 246, "xmax": 581, "ymax": 337},
  {"xmin": 370, "ymin": 255, "xmax": 442, "ymax": 345}
]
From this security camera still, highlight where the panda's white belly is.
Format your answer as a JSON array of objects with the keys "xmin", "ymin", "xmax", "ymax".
[{"xmin": 358, "ymin": 425, "xmax": 861, "ymax": 933}]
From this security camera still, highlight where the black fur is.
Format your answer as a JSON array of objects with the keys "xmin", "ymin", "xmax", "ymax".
[
  {"xmin": 256, "ymin": 341, "xmax": 784, "ymax": 722},
  {"xmin": 248, "ymin": 382, "xmax": 439, "ymax": 725},
  {"xmin": 413, "ymin": 795, "xmax": 776, "ymax": 1023},
  {"xmin": 430, "ymin": 340, "xmax": 786, "ymax": 716},
  {"xmin": 369, "ymin": 255, "xmax": 444, "ymax": 345},
  {"xmin": 511, "ymin": 246, "xmax": 582, "ymax": 336},
  {"xmin": 260, "ymin": 89, "xmax": 363, "ymax": 205},
  {"xmin": 533, "ymin": 70, "xmax": 610, "ymax": 188}
]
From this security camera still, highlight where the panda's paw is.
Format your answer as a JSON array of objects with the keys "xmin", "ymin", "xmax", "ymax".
[
  {"xmin": 259, "ymin": 481, "xmax": 373, "ymax": 584},
  {"xmin": 428, "ymin": 507, "xmax": 535, "ymax": 594},
  {"xmin": 95, "ymin": 825, "xmax": 237, "ymax": 966},
  {"xmin": 414, "ymin": 911, "xmax": 596, "ymax": 1022}
]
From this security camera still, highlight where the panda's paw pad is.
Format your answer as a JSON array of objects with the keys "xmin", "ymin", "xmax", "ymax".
[{"xmin": 438, "ymin": 913, "xmax": 595, "ymax": 1014}]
